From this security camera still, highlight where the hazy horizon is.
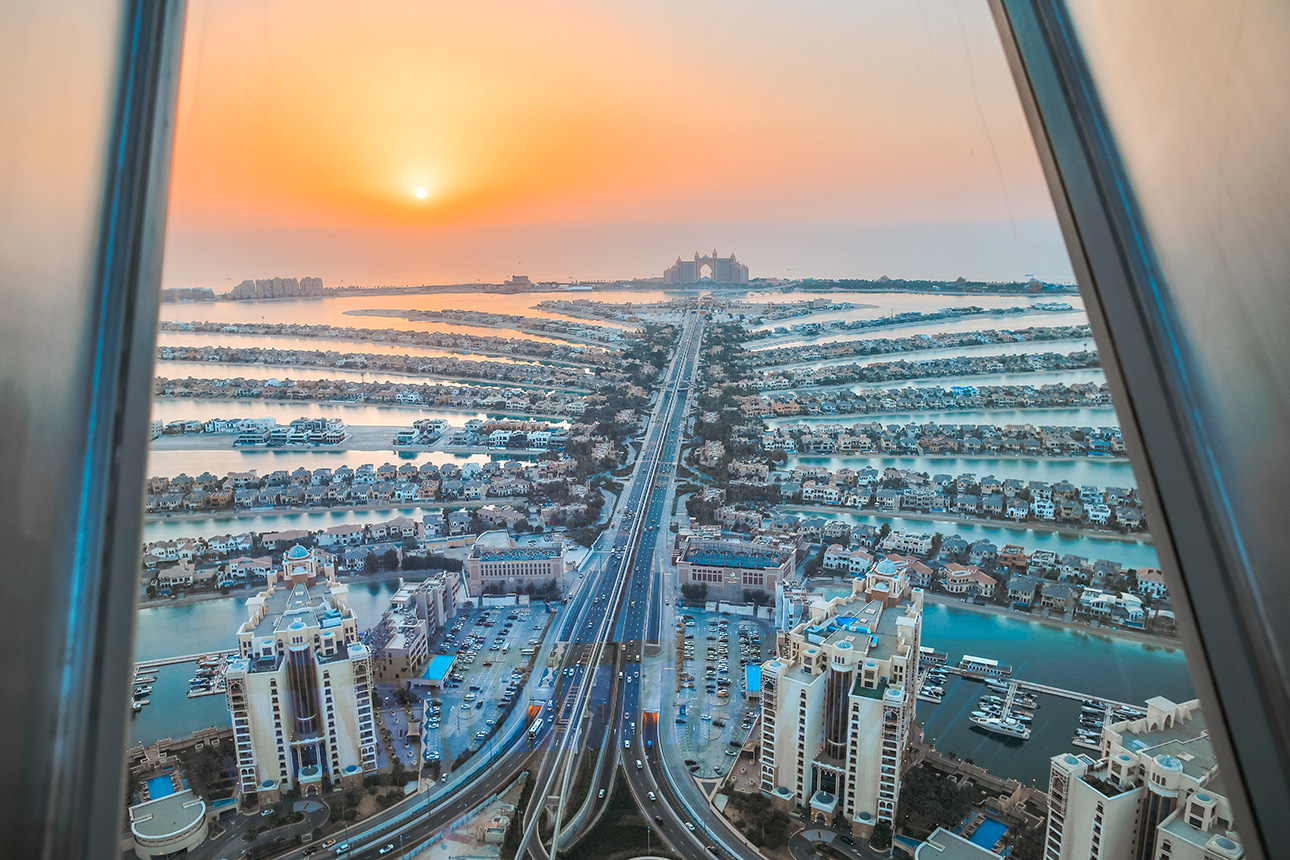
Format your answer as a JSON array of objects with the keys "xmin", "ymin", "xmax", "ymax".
[{"xmin": 162, "ymin": 0, "xmax": 1075, "ymax": 291}]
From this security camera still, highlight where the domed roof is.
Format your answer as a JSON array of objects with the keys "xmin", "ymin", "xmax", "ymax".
[{"xmin": 286, "ymin": 544, "xmax": 309, "ymax": 560}]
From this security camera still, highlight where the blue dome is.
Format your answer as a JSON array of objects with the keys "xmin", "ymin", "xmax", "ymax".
[{"xmin": 287, "ymin": 545, "xmax": 309, "ymax": 560}]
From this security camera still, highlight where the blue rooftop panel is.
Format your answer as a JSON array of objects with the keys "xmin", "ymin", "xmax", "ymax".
[
  {"xmin": 423, "ymin": 654, "xmax": 455, "ymax": 682},
  {"xmin": 689, "ymin": 550, "xmax": 782, "ymax": 570}
]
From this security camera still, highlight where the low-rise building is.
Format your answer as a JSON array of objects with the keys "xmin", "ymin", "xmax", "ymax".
[
  {"xmin": 1136, "ymin": 567, "xmax": 1169, "ymax": 599},
  {"xmin": 128, "ymin": 790, "xmax": 209, "ymax": 859},
  {"xmin": 677, "ymin": 537, "xmax": 796, "ymax": 602},
  {"xmin": 370, "ymin": 574, "xmax": 462, "ymax": 683},
  {"xmin": 464, "ymin": 531, "xmax": 564, "ymax": 595},
  {"xmin": 943, "ymin": 564, "xmax": 997, "ymax": 598}
]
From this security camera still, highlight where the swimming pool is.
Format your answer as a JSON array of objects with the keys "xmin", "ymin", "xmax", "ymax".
[
  {"xmin": 969, "ymin": 817, "xmax": 1008, "ymax": 848},
  {"xmin": 145, "ymin": 775, "xmax": 175, "ymax": 799}
]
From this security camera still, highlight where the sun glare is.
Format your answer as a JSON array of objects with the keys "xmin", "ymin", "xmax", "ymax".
[{"xmin": 415, "ymin": 187, "xmax": 427, "ymax": 199}]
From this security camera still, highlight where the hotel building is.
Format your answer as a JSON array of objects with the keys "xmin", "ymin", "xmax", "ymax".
[
  {"xmin": 223, "ymin": 545, "xmax": 377, "ymax": 804},
  {"xmin": 464, "ymin": 530, "xmax": 565, "ymax": 595},
  {"xmin": 758, "ymin": 563, "xmax": 923, "ymax": 837},
  {"xmin": 677, "ymin": 537, "xmax": 796, "ymax": 603},
  {"xmin": 1044, "ymin": 697, "xmax": 1244, "ymax": 860}
]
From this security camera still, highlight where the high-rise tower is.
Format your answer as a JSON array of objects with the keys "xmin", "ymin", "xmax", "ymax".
[{"xmin": 223, "ymin": 545, "xmax": 377, "ymax": 804}]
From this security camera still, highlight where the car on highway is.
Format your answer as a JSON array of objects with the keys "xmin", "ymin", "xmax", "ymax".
[
  {"xmin": 379, "ymin": 844, "xmax": 396, "ymax": 855},
  {"xmin": 598, "ymin": 788, "xmax": 605, "ymax": 798},
  {"xmin": 647, "ymin": 791, "xmax": 656, "ymax": 801},
  {"xmin": 685, "ymin": 822, "xmax": 695, "ymax": 832},
  {"xmin": 334, "ymin": 844, "xmax": 350, "ymax": 856}
]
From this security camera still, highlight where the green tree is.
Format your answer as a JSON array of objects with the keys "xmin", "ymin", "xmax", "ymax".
[
  {"xmin": 382, "ymin": 548, "xmax": 400, "ymax": 570},
  {"xmin": 680, "ymin": 583, "xmax": 708, "ymax": 602},
  {"xmin": 363, "ymin": 552, "xmax": 378, "ymax": 574},
  {"xmin": 870, "ymin": 822, "xmax": 893, "ymax": 850}
]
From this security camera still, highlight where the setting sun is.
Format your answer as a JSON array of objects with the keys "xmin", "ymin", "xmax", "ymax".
[{"xmin": 415, "ymin": 187, "xmax": 427, "ymax": 200}]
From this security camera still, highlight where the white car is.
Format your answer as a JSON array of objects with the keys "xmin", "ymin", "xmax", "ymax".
[{"xmin": 685, "ymin": 822, "xmax": 695, "ymax": 832}]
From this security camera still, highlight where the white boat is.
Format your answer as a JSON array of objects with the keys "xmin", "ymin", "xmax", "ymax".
[
  {"xmin": 131, "ymin": 701, "xmax": 144, "ymax": 714},
  {"xmin": 970, "ymin": 714, "xmax": 1032, "ymax": 739}
]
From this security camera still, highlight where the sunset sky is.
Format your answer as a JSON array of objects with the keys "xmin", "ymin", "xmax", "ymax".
[{"xmin": 161, "ymin": 0, "xmax": 1075, "ymax": 288}]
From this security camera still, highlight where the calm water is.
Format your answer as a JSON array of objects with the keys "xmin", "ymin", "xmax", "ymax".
[
  {"xmin": 766, "ymin": 406, "xmax": 1122, "ymax": 429},
  {"xmin": 148, "ymin": 399, "xmax": 493, "ymax": 427},
  {"xmin": 784, "ymin": 453, "xmax": 1138, "ymax": 488},
  {"xmin": 917, "ymin": 602, "xmax": 1193, "ymax": 784},
  {"xmin": 159, "ymin": 330, "xmax": 584, "ymax": 362},
  {"xmin": 796, "ymin": 508, "xmax": 1158, "ymax": 568},
  {"xmin": 158, "ymin": 331, "xmax": 550, "ymax": 364},
  {"xmin": 747, "ymin": 290, "xmax": 1084, "ymax": 326},
  {"xmin": 158, "ymin": 360, "xmax": 486, "ymax": 387},
  {"xmin": 837, "ymin": 367, "xmax": 1106, "ymax": 393},
  {"xmin": 158, "ymin": 290, "xmax": 672, "ymax": 332}
]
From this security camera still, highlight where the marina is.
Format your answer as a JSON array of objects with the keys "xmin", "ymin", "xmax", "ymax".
[{"xmin": 915, "ymin": 640, "xmax": 1166, "ymax": 766}]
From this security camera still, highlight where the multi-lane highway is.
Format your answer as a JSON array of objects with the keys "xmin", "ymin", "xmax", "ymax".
[
  {"xmin": 512, "ymin": 312, "xmax": 707, "ymax": 860},
  {"xmin": 287, "ymin": 312, "xmax": 751, "ymax": 860}
]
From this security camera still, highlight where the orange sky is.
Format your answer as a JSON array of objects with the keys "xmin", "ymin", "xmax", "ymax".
[{"xmin": 163, "ymin": 0, "xmax": 1072, "ymax": 285}]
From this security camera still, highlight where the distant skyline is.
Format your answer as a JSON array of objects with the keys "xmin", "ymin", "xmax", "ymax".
[{"xmin": 162, "ymin": 0, "xmax": 1075, "ymax": 289}]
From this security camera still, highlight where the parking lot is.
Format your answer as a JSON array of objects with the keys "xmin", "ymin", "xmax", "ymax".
[
  {"xmin": 415, "ymin": 602, "xmax": 556, "ymax": 773},
  {"xmin": 671, "ymin": 609, "xmax": 774, "ymax": 778}
]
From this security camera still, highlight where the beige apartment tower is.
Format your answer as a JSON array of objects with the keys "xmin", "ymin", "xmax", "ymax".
[
  {"xmin": 1044, "ymin": 697, "xmax": 1243, "ymax": 860},
  {"xmin": 223, "ymin": 545, "xmax": 378, "ymax": 804},
  {"xmin": 758, "ymin": 563, "xmax": 923, "ymax": 837}
]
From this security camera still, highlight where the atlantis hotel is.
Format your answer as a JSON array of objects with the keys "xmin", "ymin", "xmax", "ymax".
[{"xmin": 223, "ymin": 546, "xmax": 378, "ymax": 804}]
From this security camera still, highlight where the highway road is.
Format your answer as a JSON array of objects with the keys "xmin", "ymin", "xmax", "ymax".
[{"xmin": 274, "ymin": 312, "xmax": 758, "ymax": 860}]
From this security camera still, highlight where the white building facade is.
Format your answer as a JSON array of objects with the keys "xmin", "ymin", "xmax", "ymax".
[
  {"xmin": 758, "ymin": 566, "xmax": 923, "ymax": 838},
  {"xmin": 1044, "ymin": 697, "xmax": 1244, "ymax": 860},
  {"xmin": 223, "ymin": 545, "xmax": 378, "ymax": 804}
]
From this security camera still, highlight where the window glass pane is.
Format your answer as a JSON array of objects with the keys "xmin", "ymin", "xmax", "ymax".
[{"xmin": 123, "ymin": 3, "xmax": 1243, "ymax": 858}]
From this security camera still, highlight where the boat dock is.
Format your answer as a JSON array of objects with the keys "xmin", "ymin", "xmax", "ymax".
[
  {"xmin": 931, "ymin": 652, "xmax": 1148, "ymax": 745},
  {"xmin": 134, "ymin": 649, "xmax": 237, "ymax": 672},
  {"xmin": 1011, "ymin": 679, "xmax": 1136, "ymax": 711}
]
